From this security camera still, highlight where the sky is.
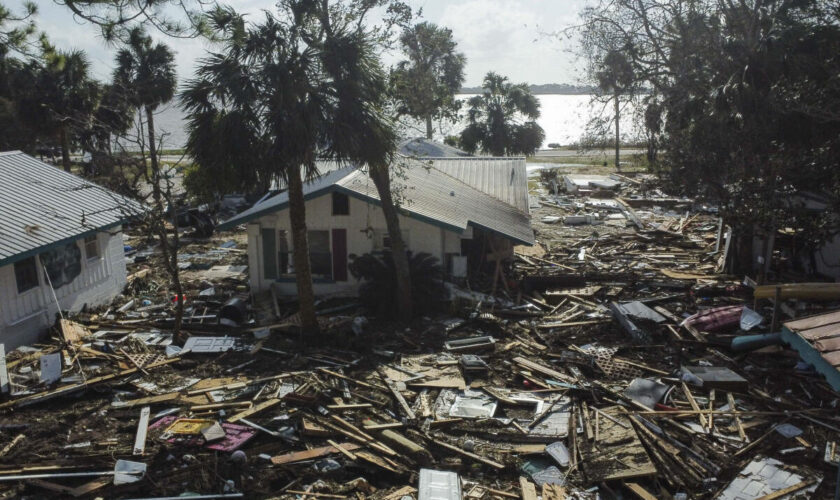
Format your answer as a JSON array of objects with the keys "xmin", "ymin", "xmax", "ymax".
[{"xmin": 12, "ymin": 0, "xmax": 591, "ymax": 86}]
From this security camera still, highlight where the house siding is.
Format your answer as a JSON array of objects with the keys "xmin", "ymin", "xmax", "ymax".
[
  {"xmin": 0, "ymin": 227, "xmax": 126, "ymax": 348},
  {"xmin": 248, "ymin": 194, "xmax": 463, "ymax": 296}
]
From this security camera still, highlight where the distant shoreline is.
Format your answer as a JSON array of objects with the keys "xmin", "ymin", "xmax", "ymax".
[{"xmin": 459, "ymin": 83, "xmax": 595, "ymax": 95}]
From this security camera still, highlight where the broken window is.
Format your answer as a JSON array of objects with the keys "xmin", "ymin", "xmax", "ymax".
[
  {"xmin": 14, "ymin": 256, "xmax": 38, "ymax": 293},
  {"xmin": 277, "ymin": 230, "xmax": 290, "ymax": 275},
  {"xmin": 84, "ymin": 234, "xmax": 99, "ymax": 260},
  {"xmin": 41, "ymin": 242, "xmax": 82, "ymax": 289},
  {"xmin": 332, "ymin": 192, "xmax": 349, "ymax": 215},
  {"xmin": 261, "ymin": 228, "xmax": 277, "ymax": 280},
  {"xmin": 308, "ymin": 230, "xmax": 332, "ymax": 278}
]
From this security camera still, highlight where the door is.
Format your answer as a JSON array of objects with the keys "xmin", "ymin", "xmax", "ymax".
[{"xmin": 331, "ymin": 229, "xmax": 347, "ymax": 281}]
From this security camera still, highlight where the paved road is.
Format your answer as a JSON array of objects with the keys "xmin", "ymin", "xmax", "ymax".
[{"xmin": 534, "ymin": 148, "xmax": 646, "ymax": 157}]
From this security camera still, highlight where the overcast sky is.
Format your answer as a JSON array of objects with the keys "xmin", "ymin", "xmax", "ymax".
[{"xmin": 14, "ymin": 0, "xmax": 590, "ymax": 86}]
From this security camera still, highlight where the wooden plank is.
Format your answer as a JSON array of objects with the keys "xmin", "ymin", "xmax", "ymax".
[
  {"xmin": 429, "ymin": 437, "xmax": 504, "ymax": 469},
  {"xmin": 681, "ymin": 382, "xmax": 708, "ymax": 428},
  {"xmin": 578, "ymin": 406, "xmax": 656, "ymax": 482},
  {"xmin": 113, "ymin": 392, "xmax": 180, "ymax": 408},
  {"xmin": 625, "ymin": 482, "xmax": 657, "ymax": 500},
  {"xmin": 132, "ymin": 406, "xmax": 150, "ymax": 456},
  {"xmin": 727, "ymin": 393, "xmax": 748, "ymax": 442},
  {"xmin": 0, "ymin": 434, "xmax": 24, "ymax": 457},
  {"xmin": 271, "ymin": 442, "xmax": 362, "ymax": 465},
  {"xmin": 60, "ymin": 319, "xmax": 91, "ymax": 344},
  {"xmin": 69, "ymin": 476, "xmax": 112, "ymax": 497},
  {"xmin": 512, "ymin": 357, "xmax": 566, "ymax": 381},
  {"xmin": 541, "ymin": 484, "xmax": 568, "ymax": 500},
  {"xmin": 798, "ymin": 323, "xmax": 840, "ymax": 341},
  {"xmin": 0, "ymin": 358, "xmax": 180, "ymax": 410},
  {"xmin": 784, "ymin": 310, "xmax": 840, "ymax": 330},
  {"xmin": 227, "ymin": 398, "xmax": 281, "ymax": 423},
  {"xmin": 519, "ymin": 477, "xmax": 538, "ymax": 500},
  {"xmin": 377, "ymin": 370, "xmax": 416, "ymax": 420},
  {"xmin": 754, "ymin": 479, "xmax": 816, "ymax": 500},
  {"xmin": 327, "ymin": 439, "xmax": 357, "ymax": 460},
  {"xmin": 814, "ymin": 335, "xmax": 840, "ymax": 352}
]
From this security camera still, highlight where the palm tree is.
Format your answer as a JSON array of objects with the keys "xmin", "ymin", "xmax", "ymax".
[
  {"xmin": 182, "ymin": 4, "xmax": 412, "ymax": 333},
  {"xmin": 112, "ymin": 28, "xmax": 183, "ymax": 332},
  {"xmin": 20, "ymin": 47, "xmax": 99, "ymax": 171},
  {"xmin": 459, "ymin": 72, "xmax": 544, "ymax": 156},
  {"xmin": 596, "ymin": 50, "xmax": 635, "ymax": 172}
]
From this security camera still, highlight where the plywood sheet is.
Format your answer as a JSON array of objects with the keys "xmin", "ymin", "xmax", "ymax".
[{"xmin": 579, "ymin": 406, "xmax": 656, "ymax": 482}]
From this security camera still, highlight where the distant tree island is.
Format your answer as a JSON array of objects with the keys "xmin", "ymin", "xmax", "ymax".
[{"xmin": 458, "ymin": 83, "xmax": 595, "ymax": 94}]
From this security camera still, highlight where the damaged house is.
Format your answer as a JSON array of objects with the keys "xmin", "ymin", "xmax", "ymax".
[
  {"xmin": 217, "ymin": 140, "xmax": 534, "ymax": 296},
  {"xmin": 0, "ymin": 151, "xmax": 140, "ymax": 348}
]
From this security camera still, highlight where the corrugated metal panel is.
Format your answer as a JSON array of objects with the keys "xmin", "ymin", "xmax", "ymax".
[
  {"xmin": 0, "ymin": 151, "xmax": 142, "ymax": 265},
  {"xmin": 340, "ymin": 159, "xmax": 534, "ymax": 245},
  {"xmin": 218, "ymin": 161, "xmax": 535, "ymax": 246},
  {"xmin": 430, "ymin": 157, "xmax": 529, "ymax": 213}
]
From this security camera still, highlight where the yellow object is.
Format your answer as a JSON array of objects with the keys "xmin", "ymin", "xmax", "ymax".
[{"xmin": 164, "ymin": 419, "xmax": 214, "ymax": 435}]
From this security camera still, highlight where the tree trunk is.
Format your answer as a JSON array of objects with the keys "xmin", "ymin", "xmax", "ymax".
[
  {"xmin": 614, "ymin": 94, "xmax": 621, "ymax": 173},
  {"xmin": 59, "ymin": 125, "xmax": 71, "ymax": 172},
  {"xmin": 425, "ymin": 114, "xmax": 433, "ymax": 140},
  {"xmin": 287, "ymin": 165, "xmax": 320, "ymax": 335},
  {"xmin": 146, "ymin": 105, "xmax": 184, "ymax": 334},
  {"xmin": 369, "ymin": 164, "xmax": 413, "ymax": 321}
]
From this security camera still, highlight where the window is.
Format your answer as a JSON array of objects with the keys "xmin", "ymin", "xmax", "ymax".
[
  {"xmin": 84, "ymin": 234, "xmax": 99, "ymax": 260},
  {"xmin": 277, "ymin": 230, "xmax": 290, "ymax": 275},
  {"xmin": 308, "ymin": 230, "xmax": 332, "ymax": 278},
  {"xmin": 380, "ymin": 230, "xmax": 409, "ymax": 250},
  {"xmin": 332, "ymin": 192, "xmax": 349, "ymax": 215},
  {"xmin": 14, "ymin": 257, "xmax": 38, "ymax": 293},
  {"xmin": 261, "ymin": 228, "xmax": 277, "ymax": 280}
]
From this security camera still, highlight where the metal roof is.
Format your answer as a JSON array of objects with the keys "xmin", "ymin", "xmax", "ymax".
[
  {"xmin": 0, "ymin": 151, "xmax": 143, "ymax": 266},
  {"xmin": 782, "ymin": 310, "xmax": 840, "ymax": 391},
  {"xmin": 218, "ymin": 161, "xmax": 534, "ymax": 245},
  {"xmin": 429, "ymin": 157, "xmax": 529, "ymax": 213}
]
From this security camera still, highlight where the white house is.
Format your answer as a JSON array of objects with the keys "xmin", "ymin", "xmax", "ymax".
[
  {"xmin": 0, "ymin": 151, "xmax": 141, "ymax": 348},
  {"xmin": 217, "ymin": 142, "xmax": 534, "ymax": 297}
]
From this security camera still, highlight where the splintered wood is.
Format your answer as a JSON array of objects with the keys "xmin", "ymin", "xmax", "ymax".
[{"xmin": 578, "ymin": 406, "xmax": 656, "ymax": 482}]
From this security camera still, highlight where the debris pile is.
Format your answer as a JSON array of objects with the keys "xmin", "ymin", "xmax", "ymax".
[{"xmin": 0, "ymin": 172, "xmax": 837, "ymax": 498}]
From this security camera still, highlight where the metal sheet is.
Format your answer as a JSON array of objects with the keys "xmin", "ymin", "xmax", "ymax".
[
  {"xmin": 182, "ymin": 336, "xmax": 243, "ymax": 353},
  {"xmin": 448, "ymin": 390, "xmax": 497, "ymax": 419},
  {"xmin": 418, "ymin": 469, "xmax": 461, "ymax": 500}
]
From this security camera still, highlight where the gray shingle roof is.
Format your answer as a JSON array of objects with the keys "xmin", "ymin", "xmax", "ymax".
[
  {"xmin": 217, "ymin": 161, "xmax": 534, "ymax": 245},
  {"xmin": 0, "ymin": 151, "xmax": 143, "ymax": 266}
]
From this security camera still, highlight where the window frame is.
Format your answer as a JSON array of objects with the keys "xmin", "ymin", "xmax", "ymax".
[
  {"xmin": 83, "ymin": 234, "xmax": 100, "ymax": 261},
  {"xmin": 307, "ymin": 230, "xmax": 333, "ymax": 279},
  {"xmin": 331, "ymin": 191, "xmax": 350, "ymax": 216},
  {"xmin": 14, "ymin": 256, "xmax": 39, "ymax": 294}
]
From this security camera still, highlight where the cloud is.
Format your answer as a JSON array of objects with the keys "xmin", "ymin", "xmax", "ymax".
[{"xmin": 436, "ymin": 0, "xmax": 586, "ymax": 85}]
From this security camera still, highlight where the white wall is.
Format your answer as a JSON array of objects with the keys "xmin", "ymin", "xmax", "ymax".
[
  {"xmin": 0, "ymin": 227, "xmax": 127, "ymax": 349},
  {"xmin": 248, "ymin": 193, "xmax": 464, "ymax": 296}
]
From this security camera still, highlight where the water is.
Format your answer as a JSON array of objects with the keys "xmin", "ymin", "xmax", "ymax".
[{"xmin": 150, "ymin": 94, "xmax": 641, "ymax": 151}]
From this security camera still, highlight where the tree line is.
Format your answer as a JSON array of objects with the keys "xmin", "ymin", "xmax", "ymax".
[
  {"xmin": 582, "ymin": 0, "xmax": 840, "ymax": 273},
  {"xmin": 0, "ymin": 0, "xmax": 547, "ymax": 336}
]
